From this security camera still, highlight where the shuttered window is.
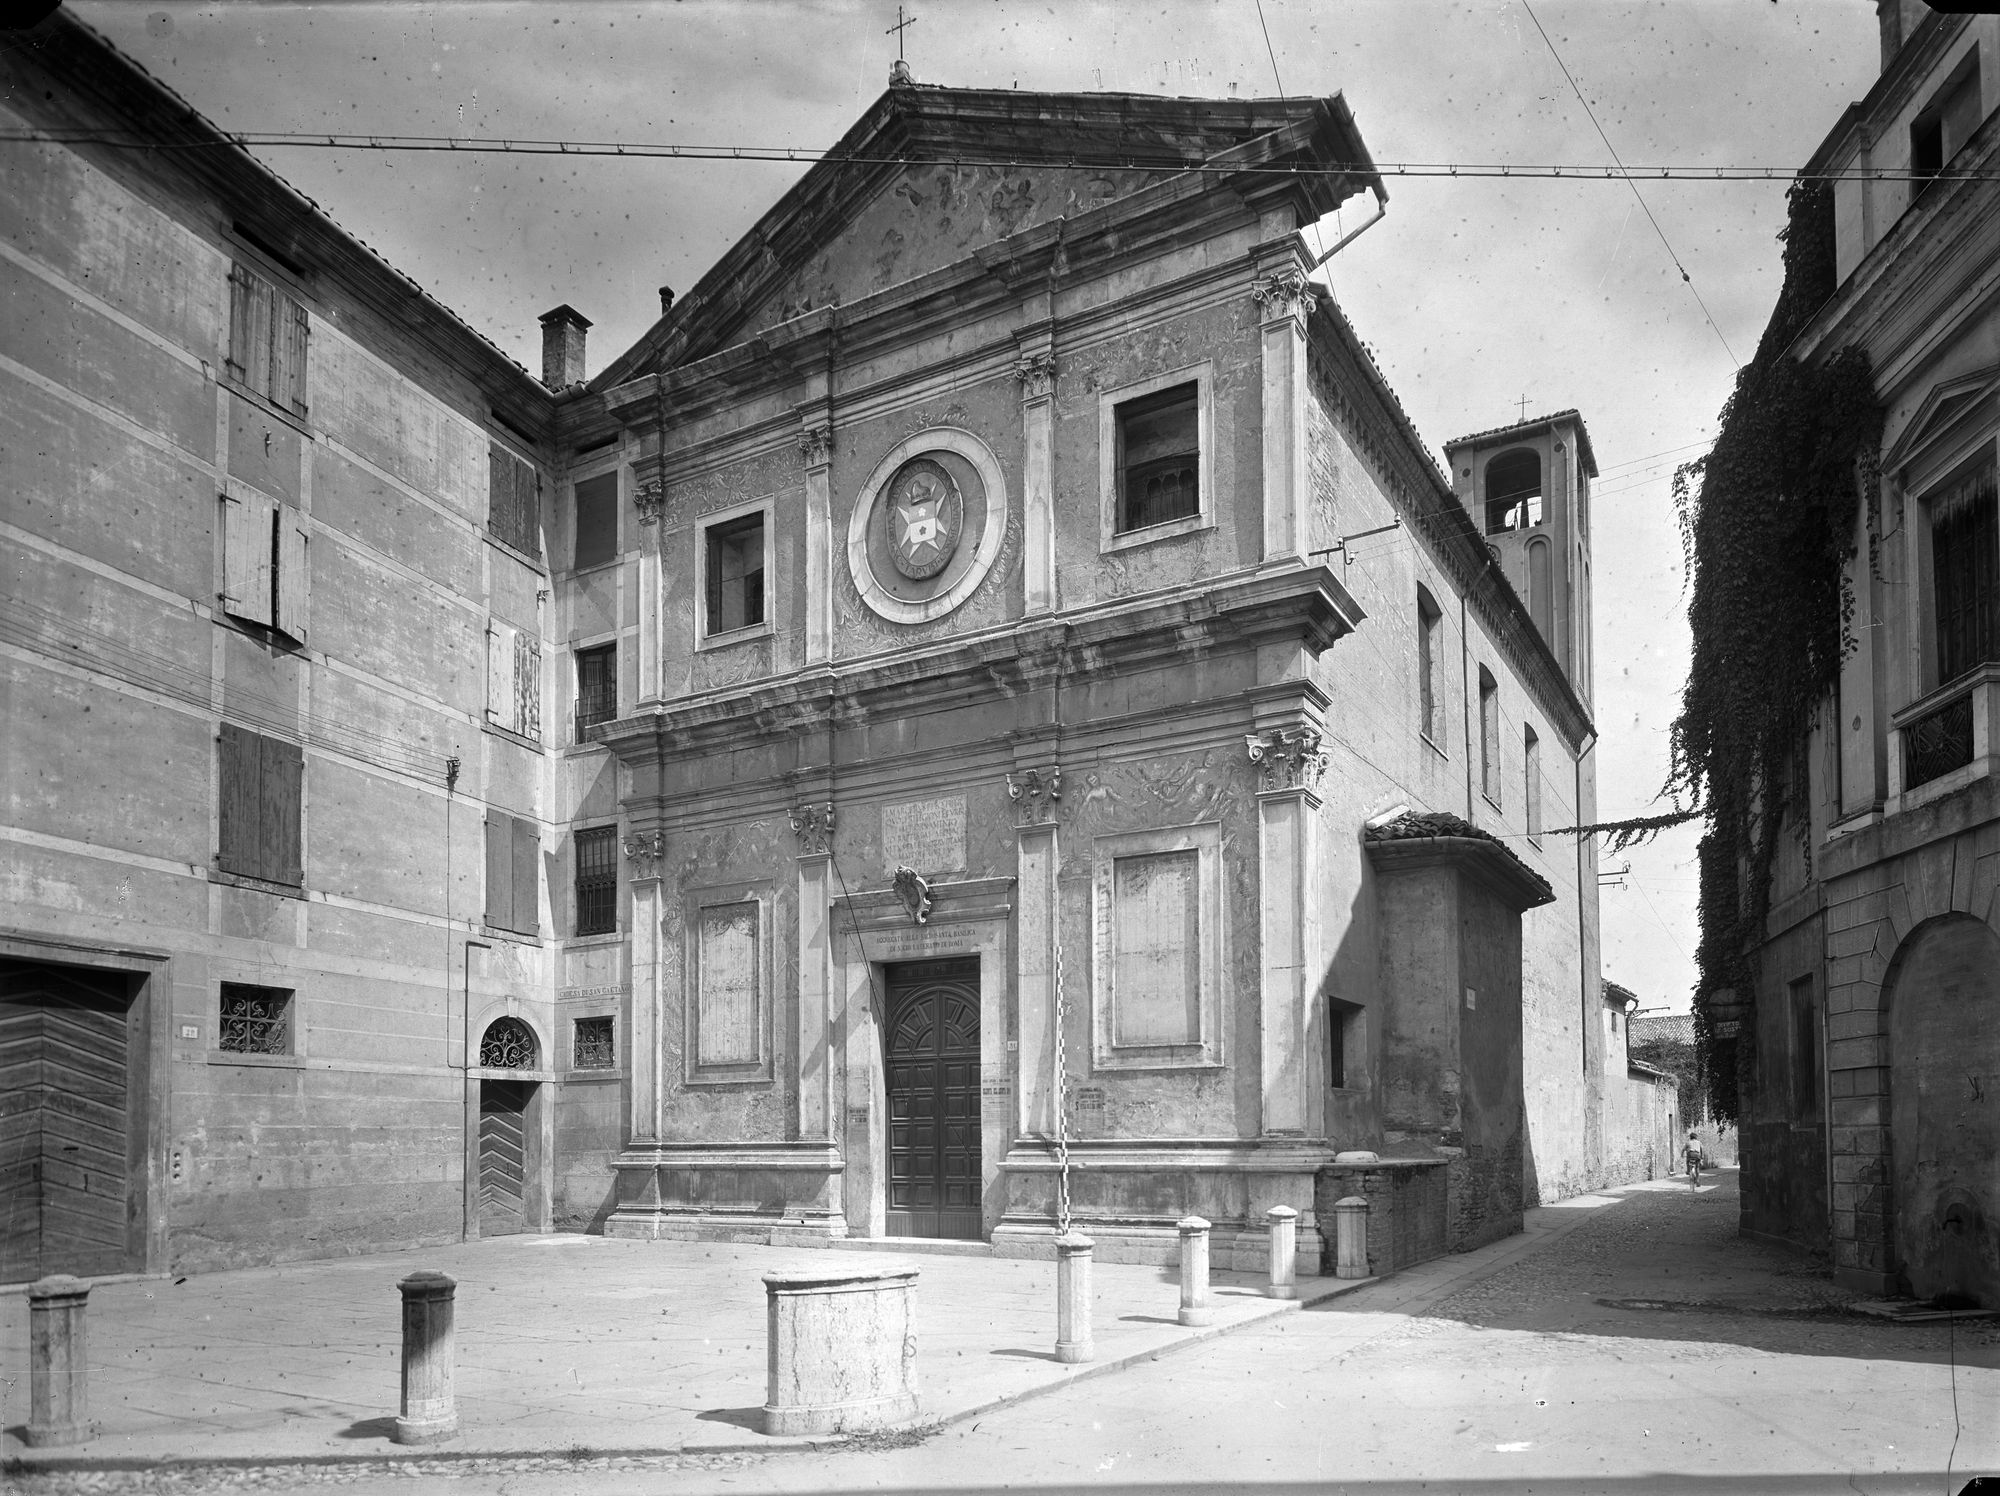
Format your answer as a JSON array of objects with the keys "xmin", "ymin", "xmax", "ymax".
[
  {"xmin": 217, "ymin": 724, "xmax": 304, "ymax": 886},
  {"xmin": 485, "ymin": 620, "xmax": 542, "ymax": 742},
  {"xmin": 219, "ymin": 492, "xmax": 308, "ymax": 643},
  {"xmin": 484, "ymin": 810, "xmax": 541, "ymax": 936},
  {"xmin": 488, "ymin": 442, "xmax": 542, "ymax": 559},
  {"xmin": 227, "ymin": 262, "xmax": 309, "ymax": 417}
]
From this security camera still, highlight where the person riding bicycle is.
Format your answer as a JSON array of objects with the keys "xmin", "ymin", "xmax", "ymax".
[{"xmin": 1683, "ymin": 1129, "xmax": 1705, "ymax": 1187}]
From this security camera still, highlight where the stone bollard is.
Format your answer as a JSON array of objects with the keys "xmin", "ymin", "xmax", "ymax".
[
  {"xmin": 1265, "ymin": 1205, "xmax": 1298, "ymax": 1299},
  {"xmin": 26, "ymin": 1276, "xmax": 94, "ymax": 1447},
  {"xmin": 1333, "ymin": 1196, "xmax": 1371, "ymax": 1279},
  {"xmin": 763, "ymin": 1265, "xmax": 920, "ymax": 1435},
  {"xmin": 394, "ymin": 1270, "xmax": 458, "ymax": 1445},
  {"xmin": 1054, "ymin": 1232, "xmax": 1094, "ymax": 1364},
  {"xmin": 1176, "ymin": 1216, "xmax": 1214, "ymax": 1327}
]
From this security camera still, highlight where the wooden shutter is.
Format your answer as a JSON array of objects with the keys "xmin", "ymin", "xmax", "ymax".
[
  {"xmin": 511, "ymin": 817, "xmax": 539, "ymax": 936},
  {"xmin": 260, "ymin": 735, "xmax": 304, "ymax": 885},
  {"xmin": 515, "ymin": 634, "xmax": 542, "ymax": 743},
  {"xmin": 486, "ymin": 621, "xmax": 519, "ymax": 731},
  {"xmin": 487, "ymin": 442, "xmax": 509, "ymax": 543},
  {"xmin": 484, "ymin": 810, "xmax": 512, "ymax": 931},
  {"xmin": 217, "ymin": 722, "xmax": 260, "ymax": 877},
  {"xmin": 237, "ymin": 266, "xmax": 274, "ymax": 397},
  {"xmin": 275, "ymin": 511, "xmax": 309, "ymax": 644},
  {"xmin": 274, "ymin": 294, "xmax": 310, "ymax": 417},
  {"xmin": 221, "ymin": 490, "xmax": 277, "ymax": 626},
  {"xmin": 226, "ymin": 264, "xmax": 257, "ymax": 385},
  {"xmin": 515, "ymin": 457, "xmax": 540, "ymax": 558}
]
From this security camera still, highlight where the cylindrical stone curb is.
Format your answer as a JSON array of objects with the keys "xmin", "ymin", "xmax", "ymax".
[
  {"xmin": 394, "ymin": 1270, "xmax": 458, "ymax": 1445},
  {"xmin": 26, "ymin": 1275, "xmax": 94, "ymax": 1448},
  {"xmin": 1177, "ymin": 1215, "xmax": 1215, "ymax": 1327},
  {"xmin": 1333, "ymin": 1195, "xmax": 1371, "ymax": 1279},
  {"xmin": 1054, "ymin": 1232, "xmax": 1094, "ymax": 1364},
  {"xmin": 1265, "ymin": 1205, "xmax": 1298, "ymax": 1299},
  {"xmin": 762, "ymin": 1264, "xmax": 920, "ymax": 1436}
]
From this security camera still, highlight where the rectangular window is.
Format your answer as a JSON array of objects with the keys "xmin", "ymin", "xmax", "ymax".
[
  {"xmin": 1109, "ymin": 850, "xmax": 1202, "ymax": 1047},
  {"xmin": 219, "ymin": 492, "xmax": 309, "ymax": 643},
  {"xmin": 486, "ymin": 620, "xmax": 543, "ymax": 742},
  {"xmin": 487, "ymin": 442, "xmax": 542, "ymax": 558},
  {"xmin": 573, "ymin": 824, "xmax": 618, "ymax": 937},
  {"xmin": 217, "ymin": 723, "xmax": 303, "ymax": 886},
  {"xmin": 1524, "ymin": 725, "xmax": 1542, "ymax": 837},
  {"xmin": 219, "ymin": 982, "xmax": 292, "ymax": 1055},
  {"xmin": 573, "ymin": 472, "xmax": 619, "ymax": 571},
  {"xmin": 227, "ymin": 262, "xmax": 309, "ymax": 417},
  {"xmin": 704, "ymin": 512, "xmax": 766, "ymax": 636},
  {"xmin": 1930, "ymin": 459, "xmax": 1999, "ymax": 687},
  {"xmin": 1417, "ymin": 589, "xmax": 1442, "ymax": 743},
  {"xmin": 1789, "ymin": 975, "xmax": 1819, "ymax": 1120},
  {"xmin": 574, "ymin": 643, "xmax": 616, "ymax": 737},
  {"xmin": 1116, "ymin": 383, "xmax": 1200, "ymax": 534},
  {"xmin": 1327, "ymin": 998, "xmax": 1360, "ymax": 1090},
  {"xmin": 572, "ymin": 1015, "xmax": 616, "ymax": 1070},
  {"xmin": 1478, "ymin": 668, "xmax": 1501, "ymax": 806},
  {"xmin": 1913, "ymin": 55, "xmax": 1983, "ymax": 191},
  {"xmin": 484, "ymin": 810, "xmax": 540, "ymax": 937}
]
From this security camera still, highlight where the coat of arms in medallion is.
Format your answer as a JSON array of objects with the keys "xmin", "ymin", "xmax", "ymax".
[{"xmin": 882, "ymin": 456, "xmax": 964, "ymax": 580}]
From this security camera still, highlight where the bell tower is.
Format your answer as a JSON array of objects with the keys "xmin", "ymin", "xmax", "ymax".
[{"xmin": 1443, "ymin": 410, "xmax": 1598, "ymax": 706}]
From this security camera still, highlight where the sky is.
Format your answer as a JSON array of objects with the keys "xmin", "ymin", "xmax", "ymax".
[{"xmin": 72, "ymin": 0, "xmax": 1887, "ymax": 1014}]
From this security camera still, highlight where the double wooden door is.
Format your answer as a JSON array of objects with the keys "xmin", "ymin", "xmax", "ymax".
[
  {"xmin": 0, "ymin": 962, "xmax": 136, "ymax": 1282},
  {"xmin": 884, "ymin": 959, "xmax": 982, "ymax": 1241}
]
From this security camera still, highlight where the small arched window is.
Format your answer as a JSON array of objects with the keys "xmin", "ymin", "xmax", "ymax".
[
  {"xmin": 1527, "ymin": 537, "xmax": 1553, "ymax": 640},
  {"xmin": 480, "ymin": 1017, "xmax": 539, "ymax": 1070},
  {"xmin": 1416, "ymin": 585, "xmax": 1443, "ymax": 743},
  {"xmin": 1485, "ymin": 449, "xmax": 1542, "ymax": 534},
  {"xmin": 1478, "ymin": 666, "xmax": 1501, "ymax": 805}
]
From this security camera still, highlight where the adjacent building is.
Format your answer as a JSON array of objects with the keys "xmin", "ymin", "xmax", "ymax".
[{"xmin": 1735, "ymin": 0, "xmax": 1999, "ymax": 1307}]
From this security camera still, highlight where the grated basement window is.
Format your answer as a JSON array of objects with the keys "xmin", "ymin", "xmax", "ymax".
[
  {"xmin": 219, "ymin": 982, "xmax": 292, "ymax": 1055},
  {"xmin": 573, "ymin": 1015, "xmax": 616, "ymax": 1070}
]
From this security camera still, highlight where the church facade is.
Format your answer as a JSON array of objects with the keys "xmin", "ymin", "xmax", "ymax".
[{"xmin": 550, "ymin": 84, "xmax": 1610, "ymax": 1266}]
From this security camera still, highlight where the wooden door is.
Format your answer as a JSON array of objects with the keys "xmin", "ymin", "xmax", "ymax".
[
  {"xmin": 884, "ymin": 958, "xmax": 981, "ymax": 1241},
  {"xmin": 0, "ymin": 962, "xmax": 134, "ymax": 1282},
  {"xmin": 478, "ymin": 1079, "xmax": 533, "ymax": 1237}
]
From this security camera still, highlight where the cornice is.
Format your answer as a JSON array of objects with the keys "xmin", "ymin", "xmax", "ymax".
[
  {"xmin": 596, "ymin": 564, "xmax": 1362, "ymax": 764},
  {"xmin": 1364, "ymin": 834, "xmax": 1556, "ymax": 913}
]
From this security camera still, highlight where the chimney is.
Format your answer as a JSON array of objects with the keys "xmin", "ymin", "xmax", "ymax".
[
  {"xmin": 658, "ymin": 285, "xmax": 676, "ymax": 317},
  {"xmin": 537, "ymin": 304, "xmax": 591, "ymax": 389}
]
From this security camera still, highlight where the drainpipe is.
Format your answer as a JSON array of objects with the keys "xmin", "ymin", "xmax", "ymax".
[
  {"xmin": 1575, "ymin": 731, "xmax": 1598, "ymax": 1084},
  {"xmin": 1306, "ymin": 186, "xmax": 1389, "ymax": 270},
  {"xmin": 1460, "ymin": 593, "xmax": 1475, "ymax": 818}
]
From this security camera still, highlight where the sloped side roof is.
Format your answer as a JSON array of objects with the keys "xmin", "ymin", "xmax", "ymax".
[{"xmin": 595, "ymin": 84, "xmax": 1382, "ymax": 389}]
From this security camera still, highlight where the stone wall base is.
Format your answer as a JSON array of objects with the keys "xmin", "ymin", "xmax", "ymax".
[
  {"xmin": 990, "ymin": 1218, "xmax": 1325, "ymax": 1273},
  {"xmin": 604, "ymin": 1208, "xmax": 848, "ymax": 1246}
]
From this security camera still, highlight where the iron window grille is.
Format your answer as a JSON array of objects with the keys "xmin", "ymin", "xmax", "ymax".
[
  {"xmin": 574, "ymin": 825, "xmax": 619, "ymax": 936},
  {"xmin": 575, "ymin": 644, "xmax": 616, "ymax": 736},
  {"xmin": 219, "ymin": 982, "xmax": 292, "ymax": 1055},
  {"xmin": 573, "ymin": 1015, "xmax": 616, "ymax": 1070},
  {"xmin": 1115, "ymin": 384, "xmax": 1200, "ymax": 533},
  {"xmin": 1905, "ymin": 692, "xmax": 1975, "ymax": 790},
  {"xmin": 479, "ymin": 1016, "xmax": 539, "ymax": 1070}
]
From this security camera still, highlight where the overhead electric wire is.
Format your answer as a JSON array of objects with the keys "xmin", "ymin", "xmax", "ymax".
[
  {"xmin": 1, "ymin": 127, "xmax": 1985, "ymax": 184},
  {"xmin": 1519, "ymin": 0, "xmax": 1739, "ymax": 368}
]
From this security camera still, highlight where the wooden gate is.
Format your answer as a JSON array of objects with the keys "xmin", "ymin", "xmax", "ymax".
[
  {"xmin": 884, "ymin": 958, "xmax": 982, "ymax": 1241},
  {"xmin": 478, "ymin": 1078, "xmax": 533, "ymax": 1237},
  {"xmin": 0, "ymin": 962, "xmax": 135, "ymax": 1282}
]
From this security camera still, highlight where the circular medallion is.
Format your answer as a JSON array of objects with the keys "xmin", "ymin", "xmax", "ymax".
[{"xmin": 882, "ymin": 457, "xmax": 963, "ymax": 580}]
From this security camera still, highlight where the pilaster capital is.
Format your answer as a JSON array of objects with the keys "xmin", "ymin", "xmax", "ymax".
[
  {"xmin": 789, "ymin": 800, "xmax": 835, "ymax": 857},
  {"xmin": 1006, "ymin": 766, "xmax": 1062, "ymax": 826},
  {"xmin": 623, "ymin": 830, "xmax": 666, "ymax": 880},
  {"xmin": 1245, "ymin": 727, "xmax": 1328, "ymax": 794},
  {"xmin": 1015, "ymin": 350, "xmax": 1058, "ymax": 402},
  {"xmin": 1251, "ymin": 267, "xmax": 1313, "ymax": 328},
  {"xmin": 634, "ymin": 476, "xmax": 666, "ymax": 528},
  {"xmin": 798, "ymin": 424, "xmax": 834, "ymax": 469}
]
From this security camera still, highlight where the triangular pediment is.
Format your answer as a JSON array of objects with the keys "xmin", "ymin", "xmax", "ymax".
[
  {"xmin": 1888, "ymin": 363, "xmax": 1999, "ymax": 475},
  {"xmin": 595, "ymin": 85, "xmax": 1380, "ymax": 389}
]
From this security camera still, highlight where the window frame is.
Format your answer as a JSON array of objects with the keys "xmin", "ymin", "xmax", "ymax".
[
  {"xmin": 571, "ymin": 469, "xmax": 621, "ymax": 573},
  {"xmin": 1524, "ymin": 724, "xmax": 1542, "ymax": 841},
  {"xmin": 573, "ymin": 640, "xmax": 618, "ymax": 740},
  {"xmin": 696, "ymin": 495, "xmax": 775, "ymax": 648},
  {"xmin": 572, "ymin": 822, "xmax": 620, "ymax": 938},
  {"xmin": 1098, "ymin": 363, "xmax": 1215, "ymax": 555},
  {"xmin": 224, "ymin": 258, "xmax": 310, "ymax": 421},
  {"xmin": 570, "ymin": 1014, "xmax": 618, "ymax": 1073},
  {"xmin": 1416, "ymin": 585, "xmax": 1444, "ymax": 748},
  {"xmin": 1478, "ymin": 666, "xmax": 1502, "ymax": 809},
  {"xmin": 216, "ymin": 723, "xmax": 304, "ymax": 889},
  {"xmin": 216, "ymin": 981, "xmax": 296, "ymax": 1059},
  {"xmin": 1920, "ymin": 451, "xmax": 1999, "ymax": 693},
  {"xmin": 484, "ymin": 809, "xmax": 541, "ymax": 939},
  {"xmin": 487, "ymin": 440, "xmax": 543, "ymax": 561}
]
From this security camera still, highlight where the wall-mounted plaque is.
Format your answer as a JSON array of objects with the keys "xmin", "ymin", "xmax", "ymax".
[{"xmin": 882, "ymin": 795, "xmax": 966, "ymax": 874}]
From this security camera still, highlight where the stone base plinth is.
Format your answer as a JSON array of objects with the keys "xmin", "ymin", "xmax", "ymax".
[
  {"xmin": 991, "ymin": 1219, "xmax": 1324, "ymax": 1274},
  {"xmin": 762, "ymin": 1264, "xmax": 920, "ymax": 1436}
]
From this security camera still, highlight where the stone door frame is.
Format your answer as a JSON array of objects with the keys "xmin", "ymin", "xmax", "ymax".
[{"xmin": 831, "ymin": 877, "xmax": 1014, "ymax": 1239}]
